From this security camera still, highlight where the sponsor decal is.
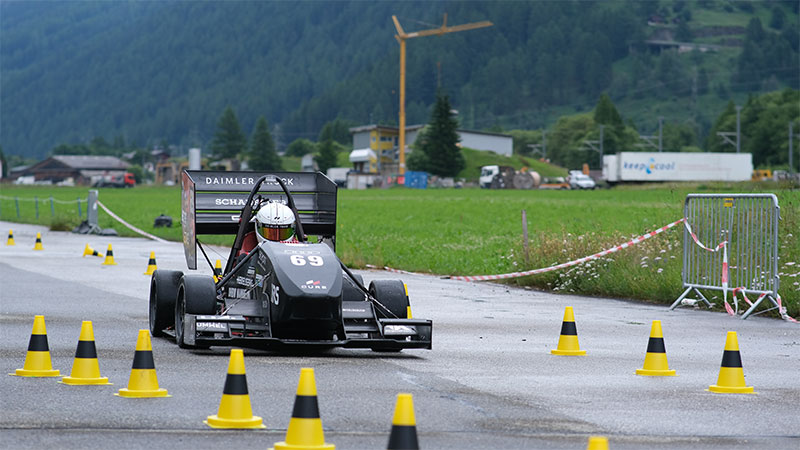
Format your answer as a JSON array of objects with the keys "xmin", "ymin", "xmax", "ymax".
[
  {"xmin": 196, "ymin": 322, "xmax": 228, "ymax": 331},
  {"xmin": 283, "ymin": 249, "xmax": 321, "ymax": 255},
  {"xmin": 270, "ymin": 284, "xmax": 280, "ymax": 305},
  {"xmin": 236, "ymin": 276, "xmax": 254, "ymax": 287},
  {"xmin": 301, "ymin": 279, "xmax": 328, "ymax": 290},
  {"xmin": 623, "ymin": 158, "xmax": 676, "ymax": 174},
  {"xmin": 203, "ymin": 176, "xmax": 295, "ymax": 186}
]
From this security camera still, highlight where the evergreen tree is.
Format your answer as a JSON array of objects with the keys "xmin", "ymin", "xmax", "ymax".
[
  {"xmin": 0, "ymin": 145, "xmax": 7, "ymax": 179},
  {"xmin": 249, "ymin": 116, "xmax": 281, "ymax": 171},
  {"xmin": 314, "ymin": 123, "xmax": 339, "ymax": 173},
  {"xmin": 211, "ymin": 107, "xmax": 247, "ymax": 161},
  {"xmin": 414, "ymin": 93, "xmax": 464, "ymax": 178}
]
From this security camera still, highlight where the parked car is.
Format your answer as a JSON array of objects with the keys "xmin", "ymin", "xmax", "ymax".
[{"xmin": 568, "ymin": 173, "xmax": 596, "ymax": 189}]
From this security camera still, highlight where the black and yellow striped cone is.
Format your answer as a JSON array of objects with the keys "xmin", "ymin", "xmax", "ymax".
[
  {"xmin": 33, "ymin": 232, "xmax": 44, "ymax": 251},
  {"xmin": 83, "ymin": 244, "xmax": 103, "ymax": 258},
  {"xmin": 10, "ymin": 315, "xmax": 60, "ymax": 377},
  {"xmin": 213, "ymin": 259, "xmax": 222, "ymax": 282},
  {"xmin": 271, "ymin": 368, "xmax": 335, "ymax": 450},
  {"xmin": 116, "ymin": 329, "xmax": 169, "ymax": 398},
  {"xmin": 386, "ymin": 393, "xmax": 419, "ymax": 450},
  {"xmin": 144, "ymin": 251, "xmax": 158, "ymax": 275},
  {"xmin": 708, "ymin": 331, "xmax": 755, "ymax": 394},
  {"xmin": 102, "ymin": 244, "xmax": 117, "ymax": 265},
  {"xmin": 60, "ymin": 321, "xmax": 111, "ymax": 385},
  {"xmin": 635, "ymin": 320, "xmax": 676, "ymax": 376},
  {"xmin": 551, "ymin": 306, "xmax": 586, "ymax": 355},
  {"xmin": 7, "ymin": 229, "xmax": 15, "ymax": 246},
  {"xmin": 205, "ymin": 349, "xmax": 265, "ymax": 429},
  {"xmin": 587, "ymin": 436, "xmax": 609, "ymax": 450}
]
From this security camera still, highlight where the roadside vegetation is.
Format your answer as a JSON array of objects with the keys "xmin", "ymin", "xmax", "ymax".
[{"xmin": 2, "ymin": 183, "xmax": 797, "ymax": 317}]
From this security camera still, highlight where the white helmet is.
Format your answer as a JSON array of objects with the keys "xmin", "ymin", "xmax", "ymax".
[{"xmin": 254, "ymin": 202, "xmax": 295, "ymax": 243}]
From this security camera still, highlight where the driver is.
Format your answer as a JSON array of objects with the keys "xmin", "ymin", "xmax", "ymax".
[
  {"xmin": 254, "ymin": 201, "xmax": 296, "ymax": 243},
  {"xmin": 239, "ymin": 201, "xmax": 297, "ymax": 256}
]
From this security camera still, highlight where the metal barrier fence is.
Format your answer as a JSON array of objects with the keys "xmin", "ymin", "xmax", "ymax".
[{"xmin": 670, "ymin": 193, "xmax": 781, "ymax": 319}]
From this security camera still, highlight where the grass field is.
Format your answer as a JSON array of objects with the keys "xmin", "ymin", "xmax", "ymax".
[{"xmin": 1, "ymin": 182, "xmax": 797, "ymax": 317}]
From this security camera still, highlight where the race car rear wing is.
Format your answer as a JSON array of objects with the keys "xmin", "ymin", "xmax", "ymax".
[{"xmin": 181, "ymin": 170, "xmax": 337, "ymax": 270}]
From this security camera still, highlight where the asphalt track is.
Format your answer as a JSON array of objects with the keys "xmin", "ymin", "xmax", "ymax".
[{"xmin": 1, "ymin": 221, "xmax": 798, "ymax": 449}]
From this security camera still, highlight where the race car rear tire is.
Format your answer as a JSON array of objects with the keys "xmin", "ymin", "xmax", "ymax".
[
  {"xmin": 149, "ymin": 269, "xmax": 182, "ymax": 337},
  {"xmin": 369, "ymin": 279, "xmax": 409, "ymax": 319},
  {"xmin": 175, "ymin": 275, "xmax": 217, "ymax": 349},
  {"xmin": 342, "ymin": 273, "xmax": 366, "ymax": 302}
]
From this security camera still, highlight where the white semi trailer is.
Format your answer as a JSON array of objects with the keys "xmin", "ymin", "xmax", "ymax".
[{"xmin": 602, "ymin": 152, "xmax": 752, "ymax": 183}]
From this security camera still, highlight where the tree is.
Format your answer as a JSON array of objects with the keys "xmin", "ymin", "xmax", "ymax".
[
  {"xmin": 285, "ymin": 138, "xmax": 316, "ymax": 157},
  {"xmin": 0, "ymin": 145, "xmax": 7, "ymax": 179},
  {"xmin": 211, "ymin": 107, "xmax": 247, "ymax": 161},
  {"xmin": 314, "ymin": 123, "xmax": 338, "ymax": 173},
  {"xmin": 412, "ymin": 92, "xmax": 464, "ymax": 178},
  {"xmin": 248, "ymin": 116, "xmax": 282, "ymax": 171}
]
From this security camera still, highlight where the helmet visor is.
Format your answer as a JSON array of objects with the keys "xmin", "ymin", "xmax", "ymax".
[{"xmin": 257, "ymin": 223, "xmax": 294, "ymax": 242}]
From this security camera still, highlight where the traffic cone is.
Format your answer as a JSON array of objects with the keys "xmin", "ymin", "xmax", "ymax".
[
  {"xmin": 83, "ymin": 244, "xmax": 103, "ymax": 257},
  {"xmin": 708, "ymin": 331, "xmax": 755, "ymax": 394},
  {"xmin": 60, "ymin": 321, "xmax": 111, "ymax": 385},
  {"xmin": 213, "ymin": 259, "xmax": 222, "ymax": 282},
  {"xmin": 635, "ymin": 320, "xmax": 676, "ymax": 376},
  {"xmin": 387, "ymin": 393, "xmax": 419, "ymax": 450},
  {"xmin": 33, "ymin": 232, "xmax": 44, "ymax": 250},
  {"xmin": 587, "ymin": 436, "xmax": 609, "ymax": 450},
  {"xmin": 7, "ymin": 229, "xmax": 15, "ymax": 246},
  {"xmin": 116, "ymin": 329, "xmax": 170, "ymax": 398},
  {"xmin": 551, "ymin": 306, "xmax": 586, "ymax": 355},
  {"xmin": 102, "ymin": 244, "xmax": 117, "ymax": 265},
  {"xmin": 205, "ymin": 349, "xmax": 265, "ymax": 429},
  {"xmin": 271, "ymin": 368, "xmax": 335, "ymax": 450},
  {"xmin": 144, "ymin": 251, "xmax": 157, "ymax": 275},
  {"xmin": 10, "ymin": 315, "xmax": 60, "ymax": 377}
]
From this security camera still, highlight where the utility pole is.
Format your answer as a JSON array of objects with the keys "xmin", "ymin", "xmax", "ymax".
[
  {"xmin": 735, "ymin": 105, "xmax": 741, "ymax": 153},
  {"xmin": 527, "ymin": 130, "xmax": 547, "ymax": 159},
  {"xmin": 392, "ymin": 14, "xmax": 492, "ymax": 178},
  {"xmin": 658, "ymin": 116, "xmax": 663, "ymax": 152},
  {"xmin": 791, "ymin": 121, "xmax": 799, "ymax": 174},
  {"xmin": 716, "ymin": 104, "xmax": 741, "ymax": 152},
  {"xmin": 582, "ymin": 125, "xmax": 604, "ymax": 168}
]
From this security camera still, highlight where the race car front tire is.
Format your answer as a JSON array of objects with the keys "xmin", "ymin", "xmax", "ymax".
[
  {"xmin": 149, "ymin": 270, "xmax": 182, "ymax": 337},
  {"xmin": 369, "ymin": 279, "xmax": 409, "ymax": 319},
  {"xmin": 175, "ymin": 275, "xmax": 217, "ymax": 348}
]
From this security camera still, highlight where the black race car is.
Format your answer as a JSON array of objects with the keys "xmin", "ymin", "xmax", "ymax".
[{"xmin": 148, "ymin": 170, "xmax": 432, "ymax": 351}]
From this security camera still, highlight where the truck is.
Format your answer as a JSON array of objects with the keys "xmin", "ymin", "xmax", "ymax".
[
  {"xmin": 602, "ymin": 152, "xmax": 753, "ymax": 184},
  {"xmin": 92, "ymin": 172, "xmax": 136, "ymax": 188},
  {"xmin": 479, "ymin": 165, "xmax": 541, "ymax": 189}
]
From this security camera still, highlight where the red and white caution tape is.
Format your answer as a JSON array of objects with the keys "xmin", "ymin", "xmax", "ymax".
[
  {"xmin": 730, "ymin": 287, "xmax": 798, "ymax": 323},
  {"xmin": 683, "ymin": 219, "xmax": 732, "ymax": 312},
  {"xmin": 96, "ymin": 200, "xmax": 168, "ymax": 243},
  {"xmin": 445, "ymin": 218, "xmax": 686, "ymax": 282}
]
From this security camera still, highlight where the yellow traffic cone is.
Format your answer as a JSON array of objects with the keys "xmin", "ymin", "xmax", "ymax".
[
  {"xmin": 213, "ymin": 259, "xmax": 222, "ymax": 282},
  {"xmin": 708, "ymin": 331, "xmax": 755, "ymax": 394},
  {"xmin": 144, "ymin": 251, "xmax": 157, "ymax": 275},
  {"xmin": 587, "ymin": 436, "xmax": 609, "ymax": 450},
  {"xmin": 205, "ymin": 349, "xmax": 265, "ymax": 429},
  {"xmin": 10, "ymin": 315, "xmax": 60, "ymax": 377},
  {"xmin": 83, "ymin": 244, "xmax": 103, "ymax": 257},
  {"xmin": 387, "ymin": 393, "xmax": 419, "ymax": 450},
  {"xmin": 551, "ymin": 306, "xmax": 586, "ymax": 355},
  {"xmin": 271, "ymin": 368, "xmax": 335, "ymax": 450},
  {"xmin": 102, "ymin": 244, "xmax": 117, "ymax": 265},
  {"xmin": 33, "ymin": 232, "xmax": 44, "ymax": 251},
  {"xmin": 635, "ymin": 320, "xmax": 676, "ymax": 376},
  {"xmin": 116, "ymin": 330, "xmax": 169, "ymax": 398},
  {"xmin": 7, "ymin": 229, "xmax": 15, "ymax": 246},
  {"xmin": 60, "ymin": 321, "xmax": 111, "ymax": 385}
]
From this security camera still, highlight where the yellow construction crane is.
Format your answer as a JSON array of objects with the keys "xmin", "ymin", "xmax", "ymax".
[{"xmin": 392, "ymin": 13, "xmax": 493, "ymax": 177}]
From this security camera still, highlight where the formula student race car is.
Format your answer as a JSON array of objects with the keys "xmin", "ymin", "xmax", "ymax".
[{"xmin": 148, "ymin": 170, "xmax": 432, "ymax": 351}]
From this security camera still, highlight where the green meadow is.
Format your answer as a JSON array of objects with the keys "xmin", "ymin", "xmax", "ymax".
[{"xmin": 2, "ymin": 183, "xmax": 798, "ymax": 316}]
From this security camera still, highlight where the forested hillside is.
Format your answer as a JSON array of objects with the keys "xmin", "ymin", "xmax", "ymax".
[{"xmin": 1, "ymin": 0, "xmax": 797, "ymax": 159}]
